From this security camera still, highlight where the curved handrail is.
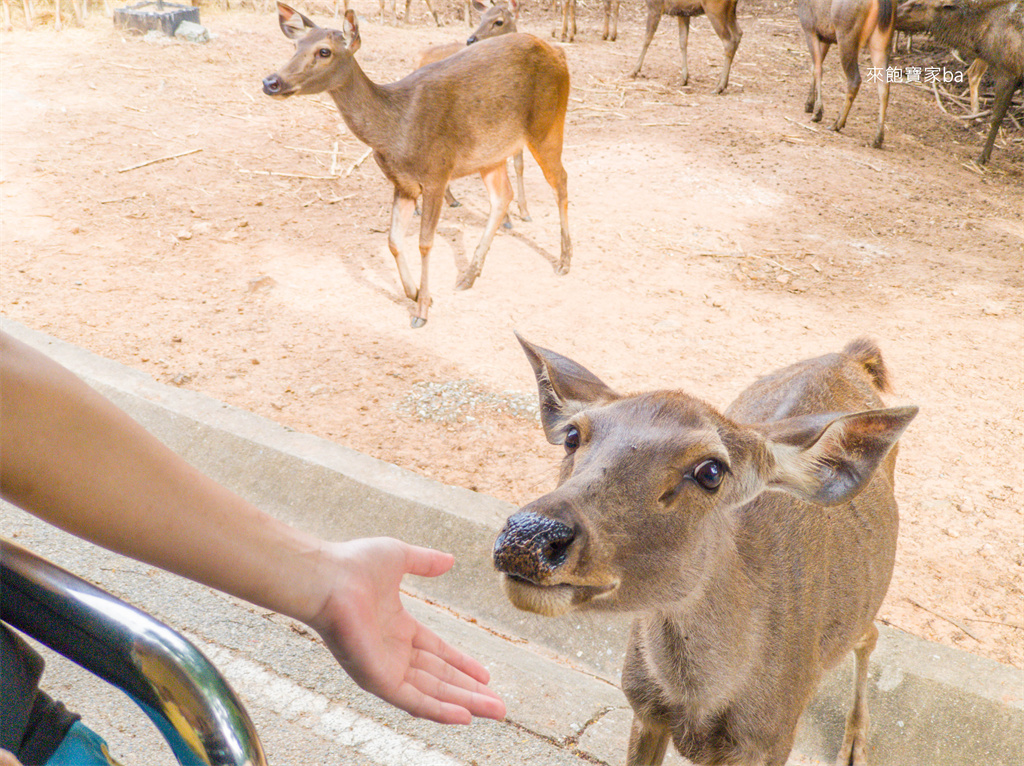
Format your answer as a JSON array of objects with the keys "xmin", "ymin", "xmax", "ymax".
[{"xmin": 0, "ymin": 539, "xmax": 268, "ymax": 766}]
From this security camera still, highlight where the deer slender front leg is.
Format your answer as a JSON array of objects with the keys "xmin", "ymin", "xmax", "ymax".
[
  {"xmin": 513, "ymin": 150, "xmax": 531, "ymax": 222},
  {"xmin": 836, "ymin": 622, "xmax": 878, "ymax": 766},
  {"xmin": 388, "ymin": 191, "xmax": 420, "ymax": 301},
  {"xmin": 676, "ymin": 16, "xmax": 690, "ymax": 86},
  {"xmin": 412, "ymin": 186, "xmax": 445, "ymax": 328},
  {"xmin": 627, "ymin": 715, "xmax": 671, "ymax": 766},
  {"xmin": 456, "ymin": 164, "xmax": 512, "ymax": 291}
]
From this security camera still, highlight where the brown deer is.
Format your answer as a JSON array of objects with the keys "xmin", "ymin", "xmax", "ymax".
[
  {"xmin": 262, "ymin": 3, "xmax": 572, "ymax": 328},
  {"xmin": 629, "ymin": 0, "xmax": 743, "ymax": 94},
  {"xmin": 494, "ymin": 336, "xmax": 917, "ymax": 766},
  {"xmin": 896, "ymin": 0, "xmax": 1023, "ymax": 164},
  {"xmin": 414, "ymin": 0, "xmax": 530, "ymax": 221},
  {"xmin": 798, "ymin": 0, "xmax": 896, "ymax": 148}
]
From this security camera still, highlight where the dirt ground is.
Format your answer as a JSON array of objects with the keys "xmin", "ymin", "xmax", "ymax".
[{"xmin": 1, "ymin": 2, "xmax": 1021, "ymax": 671}]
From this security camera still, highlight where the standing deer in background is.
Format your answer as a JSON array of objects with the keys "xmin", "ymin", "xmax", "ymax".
[
  {"xmin": 494, "ymin": 336, "xmax": 917, "ymax": 766},
  {"xmin": 263, "ymin": 4, "xmax": 572, "ymax": 328},
  {"xmin": 629, "ymin": 0, "xmax": 743, "ymax": 94},
  {"xmin": 415, "ymin": 0, "xmax": 532, "ymax": 221},
  {"xmin": 896, "ymin": 0, "xmax": 1023, "ymax": 164},
  {"xmin": 380, "ymin": 0, "xmax": 441, "ymax": 26},
  {"xmin": 798, "ymin": 0, "xmax": 895, "ymax": 148},
  {"xmin": 558, "ymin": 0, "xmax": 623, "ymax": 42}
]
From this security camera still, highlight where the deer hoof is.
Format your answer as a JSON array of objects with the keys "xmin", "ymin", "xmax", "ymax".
[
  {"xmin": 410, "ymin": 316, "xmax": 427, "ymax": 329},
  {"xmin": 456, "ymin": 272, "xmax": 478, "ymax": 291},
  {"xmin": 555, "ymin": 260, "xmax": 570, "ymax": 277}
]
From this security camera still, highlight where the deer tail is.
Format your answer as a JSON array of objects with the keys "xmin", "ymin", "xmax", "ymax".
[{"xmin": 844, "ymin": 338, "xmax": 891, "ymax": 393}]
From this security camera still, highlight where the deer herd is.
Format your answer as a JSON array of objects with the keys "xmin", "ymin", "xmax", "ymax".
[{"xmin": 260, "ymin": 0, "xmax": 1021, "ymax": 328}]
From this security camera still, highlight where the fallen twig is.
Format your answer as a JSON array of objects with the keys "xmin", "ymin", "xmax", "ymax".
[
  {"xmin": 964, "ymin": 617, "xmax": 1024, "ymax": 631},
  {"xmin": 238, "ymin": 167, "xmax": 340, "ymax": 180},
  {"xmin": 344, "ymin": 147, "xmax": 373, "ymax": 177},
  {"xmin": 908, "ymin": 597, "xmax": 982, "ymax": 642},
  {"xmin": 117, "ymin": 148, "xmax": 202, "ymax": 173},
  {"xmin": 783, "ymin": 115, "xmax": 821, "ymax": 134}
]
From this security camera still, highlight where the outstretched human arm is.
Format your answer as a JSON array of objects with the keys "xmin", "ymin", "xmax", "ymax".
[{"xmin": 0, "ymin": 331, "xmax": 505, "ymax": 725}]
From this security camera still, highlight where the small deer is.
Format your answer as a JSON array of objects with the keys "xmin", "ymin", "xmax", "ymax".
[
  {"xmin": 414, "ymin": 0, "xmax": 530, "ymax": 221},
  {"xmin": 263, "ymin": 4, "xmax": 572, "ymax": 328},
  {"xmin": 494, "ymin": 336, "xmax": 917, "ymax": 766},
  {"xmin": 798, "ymin": 0, "xmax": 896, "ymax": 148},
  {"xmin": 896, "ymin": 0, "xmax": 1023, "ymax": 164},
  {"xmin": 629, "ymin": 0, "xmax": 743, "ymax": 94}
]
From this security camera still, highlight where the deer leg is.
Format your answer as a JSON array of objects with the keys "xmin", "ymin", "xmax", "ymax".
[
  {"xmin": 867, "ymin": 26, "xmax": 891, "ymax": 149},
  {"xmin": 513, "ymin": 150, "xmax": 531, "ymax": 222},
  {"xmin": 444, "ymin": 186, "xmax": 460, "ymax": 208},
  {"xmin": 706, "ymin": 3, "xmax": 742, "ymax": 94},
  {"xmin": 835, "ymin": 622, "xmax": 878, "ymax": 766},
  {"xmin": 23, "ymin": 0, "xmax": 33, "ymax": 28},
  {"xmin": 388, "ymin": 191, "xmax": 421, "ymax": 302},
  {"xmin": 422, "ymin": 0, "xmax": 441, "ymax": 26},
  {"xmin": 569, "ymin": 0, "xmax": 576, "ymax": 41},
  {"xmin": 630, "ymin": 11, "xmax": 661, "ymax": 78},
  {"xmin": 676, "ymin": 16, "xmax": 691, "ymax": 86},
  {"xmin": 626, "ymin": 715, "xmax": 671, "ymax": 766},
  {"xmin": 559, "ymin": 0, "xmax": 570, "ymax": 41},
  {"xmin": 832, "ymin": 37, "xmax": 861, "ymax": 133},
  {"xmin": 966, "ymin": 58, "xmax": 987, "ymax": 115},
  {"xmin": 2, "ymin": 1, "xmax": 11, "ymax": 32},
  {"xmin": 529, "ymin": 136, "xmax": 571, "ymax": 276},
  {"xmin": 804, "ymin": 34, "xmax": 829, "ymax": 121},
  {"xmin": 979, "ymin": 74, "xmax": 1021, "ymax": 165},
  {"xmin": 456, "ymin": 164, "xmax": 513, "ymax": 291},
  {"xmin": 411, "ymin": 187, "xmax": 445, "ymax": 327}
]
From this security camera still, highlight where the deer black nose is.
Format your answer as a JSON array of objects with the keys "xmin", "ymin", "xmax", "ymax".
[
  {"xmin": 262, "ymin": 75, "xmax": 283, "ymax": 95},
  {"xmin": 493, "ymin": 512, "xmax": 576, "ymax": 582},
  {"xmin": 466, "ymin": 35, "xmax": 478, "ymax": 44}
]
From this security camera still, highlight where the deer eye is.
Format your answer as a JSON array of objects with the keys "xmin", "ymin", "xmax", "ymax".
[
  {"xmin": 317, "ymin": 47, "xmax": 332, "ymax": 58},
  {"xmin": 494, "ymin": 19, "xmax": 503, "ymax": 26},
  {"xmin": 692, "ymin": 459, "xmax": 726, "ymax": 492},
  {"xmin": 563, "ymin": 426, "xmax": 581, "ymax": 454}
]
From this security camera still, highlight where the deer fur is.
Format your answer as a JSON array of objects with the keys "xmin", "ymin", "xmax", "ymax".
[
  {"xmin": 494, "ymin": 336, "xmax": 917, "ymax": 766},
  {"xmin": 414, "ymin": 0, "xmax": 530, "ymax": 221}
]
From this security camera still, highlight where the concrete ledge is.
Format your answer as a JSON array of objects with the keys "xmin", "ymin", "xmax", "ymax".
[{"xmin": 4, "ymin": 318, "xmax": 1021, "ymax": 766}]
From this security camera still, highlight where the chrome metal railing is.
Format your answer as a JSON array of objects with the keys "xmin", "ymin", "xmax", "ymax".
[{"xmin": 1, "ymin": 539, "xmax": 268, "ymax": 766}]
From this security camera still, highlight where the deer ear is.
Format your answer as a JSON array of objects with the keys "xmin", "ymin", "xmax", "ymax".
[
  {"xmin": 471, "ymin": 0, "xmax": 491, "ymax": 11},
  {"xmin": 343, "ymin": 9, "xmax": 361, "ymax": 53},
  {"xmin": 762, "ymin": 406, "xmax": 918, "ymax": 506},
  {"xmin": 278, "ymin": 3, "xmax": 317, "ymax": 39},
  {"xmin": 516, "ymin": 333, "xmax": 620, "ymax": 445}
]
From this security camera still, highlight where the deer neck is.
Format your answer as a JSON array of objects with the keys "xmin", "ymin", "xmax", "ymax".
[{"xmin": 325, "ymin": 60, "xmax": 406, "ymax": 152}]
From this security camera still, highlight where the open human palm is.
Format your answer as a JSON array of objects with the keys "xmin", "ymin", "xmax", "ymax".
[{"xmin": 310, "ymin": 537, "xmax": 506, "ymax": 724}]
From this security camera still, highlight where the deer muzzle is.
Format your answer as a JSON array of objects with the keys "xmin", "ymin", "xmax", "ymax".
[
  {"xmin": 494, "ymin": 510, "xmax": 619, "ymax": 616},
  {"xmin": 261, "ymin": 74, "xmax": 290, "ymax": 97},
  {"xmin": 493, "ymin": 511, "xmax": 576, "ymax": 583}
]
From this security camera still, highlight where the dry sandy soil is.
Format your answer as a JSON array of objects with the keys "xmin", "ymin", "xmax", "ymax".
[{"xmin": 1, "ymin": 2, "xmax": 1022, "ymax": 672}]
